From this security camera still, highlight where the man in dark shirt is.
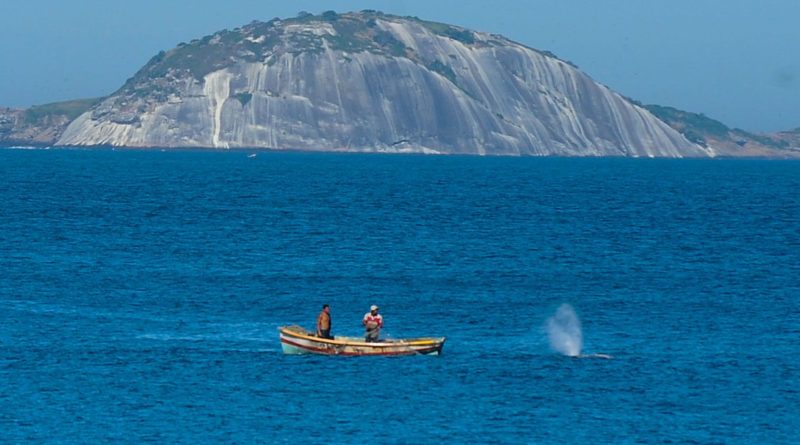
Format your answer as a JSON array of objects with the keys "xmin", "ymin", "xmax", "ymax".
[{"xmin": 316, "ymin": 304, "xmax": 332, "ymax": 339}]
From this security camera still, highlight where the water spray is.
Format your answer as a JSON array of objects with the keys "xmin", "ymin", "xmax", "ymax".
[
  {"xmin": 545, "ymin": 303, "xmax": 612, "ymax": 359},
  {"xmin": 546, "ymin": 303, "xmax": 583, "ymax": 357}
]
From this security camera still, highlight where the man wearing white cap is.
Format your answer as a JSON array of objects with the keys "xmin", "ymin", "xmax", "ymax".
[{"xmin": 362, "ymin": 305, "xmax": 383, "ymax": 342}]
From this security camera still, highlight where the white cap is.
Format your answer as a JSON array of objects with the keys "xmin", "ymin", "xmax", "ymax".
[{"xmin": 370, "ymin": 305, "xmax": 379, "ymax": 311}]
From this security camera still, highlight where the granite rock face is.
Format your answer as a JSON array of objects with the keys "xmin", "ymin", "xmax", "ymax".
[{"xmin": 57, "ymin": 12, "xmax": 712, "ymax": 157}]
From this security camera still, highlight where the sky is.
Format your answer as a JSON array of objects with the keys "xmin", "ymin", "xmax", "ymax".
[{"xmin": 1, "ymin": 0, "xmax": 798, "ymax": 132}]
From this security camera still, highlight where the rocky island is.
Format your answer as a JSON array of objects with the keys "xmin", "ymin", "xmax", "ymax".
[{"xmin": 2, "ymin": 10, "xmax": 798, "ymax": 157}]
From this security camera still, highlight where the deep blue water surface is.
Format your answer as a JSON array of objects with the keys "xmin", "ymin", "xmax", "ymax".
[{"xmin": 1, "ymin": 149, "xmax": 799, "ymax": 444}]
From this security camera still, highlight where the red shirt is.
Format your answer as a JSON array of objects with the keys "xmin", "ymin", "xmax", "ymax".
[{"xmin": 363, "ymin": 312, "xmax": 383, "ymax": 328}]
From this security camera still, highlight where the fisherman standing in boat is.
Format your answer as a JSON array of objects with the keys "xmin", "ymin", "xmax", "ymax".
[
  {"xmin": 316, "ymin": 304, "xmax": 333, "ymax": 339},
  {"xmin": 362, "ymin": 305, "xmax": 383, "ymax": 342}
]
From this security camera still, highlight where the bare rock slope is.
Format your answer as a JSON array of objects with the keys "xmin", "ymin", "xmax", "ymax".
[{"xmin": 58, "ymin": 11, "xmax": 711, "ymax": 156}]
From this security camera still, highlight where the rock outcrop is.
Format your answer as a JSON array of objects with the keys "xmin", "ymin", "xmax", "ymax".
[
  {"xmin": 0, "ymin": 99, "xmax": 100, "ymax": 146},
  {"xmin": 645, "ymin": 105, "xmax": 800, "ymax": 158},
  {"xmin": 56, "ymin": 11, "xmax": 712, "ymax": 157}
]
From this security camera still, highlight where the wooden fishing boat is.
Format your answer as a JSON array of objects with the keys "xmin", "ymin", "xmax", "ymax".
[{"xmin": 278, "ymin": 325, "xmax": 445, "ymax": 356}]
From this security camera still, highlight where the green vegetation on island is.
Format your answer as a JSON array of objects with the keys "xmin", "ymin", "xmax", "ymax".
[
  {"xmin": 116, "ymin": 10, "xmax": 487, "ymax": 98},
  {"xmin": 645, "ymin": 104, "xmax": 795, "ymax": 153},
  {"xmin": 23, "ymin": 98, "xmax": 103, "ymax": 125},
  {"xmin": 645, "ymin": 104, "xmax": 730, "ymax": 144}
]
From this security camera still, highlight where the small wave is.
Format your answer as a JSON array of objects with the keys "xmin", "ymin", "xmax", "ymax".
[
  {"xmin": 3, "ymin": 300, "xmax": 81, "ymax": 316},
  {"xmin": 2, "ymin": 299, "xmax": 182, "ymax": 324},
  {"xmin": 136, "ymin": 333, "xmax": 208, "ymax": 342},
  {"xmin": 135, "ymin": 333, "xmax": 281, "ymax": 353},
  {"xmin": 2, "ymin": 145, "xmax": 51, "ymax": 150},
  {"xmin": 136, "ymin": 329, "xmax": 276, "ymax": 344}
]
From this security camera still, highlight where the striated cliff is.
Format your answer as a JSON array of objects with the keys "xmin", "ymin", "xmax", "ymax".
[{"xmin": 56, "ymin": 11, "xmax": 712, "ymax": 156}]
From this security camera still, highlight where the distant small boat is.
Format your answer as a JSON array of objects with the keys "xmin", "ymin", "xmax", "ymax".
[
  {"xmin": 278, "ymin": 325, "xmax": 445, "ymax": 356},
  {"xmin": 247, "ymin": 153, "xmax": 257, "ymax": 158}
]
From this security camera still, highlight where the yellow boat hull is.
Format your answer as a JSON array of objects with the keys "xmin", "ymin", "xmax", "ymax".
[{"xmin": 278, "ymin": 325, "xmax": 445, "ymax": 356}]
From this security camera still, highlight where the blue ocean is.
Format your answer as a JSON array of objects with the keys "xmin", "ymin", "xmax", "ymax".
[{"xmin": 1, "ymin": 148, "xmax": 798, "ymax": 444}]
